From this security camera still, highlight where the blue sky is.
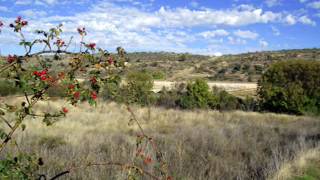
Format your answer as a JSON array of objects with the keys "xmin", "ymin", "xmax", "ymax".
[{"xmin": 0, "ymin": 0, "xmax": 320, "ymax": 55}]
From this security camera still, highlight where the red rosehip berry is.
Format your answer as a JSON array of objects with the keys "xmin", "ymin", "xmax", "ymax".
[
  {"xmin": 91, "ymin": 91, "xmax": 97, "ymax": 100},
  {"xmin": 33, "ymin": 71, "xmax": 39, "ymax": 76},
  {"xmin": 143, "ymin": 156, "xmax": 152, "ymax": 165},
  {"xmin": 68, "ymin": 84, "xmax": 75, "ymax": 90},
  {"xmin": 40, "ymin": 76, "xmax": 47, "ymax": 81},
  {"xmin": 86, "ymin": 43, "xmax": 96, "ymax": 50},
  {"xmin": 55, "ymin": 39, "xmax": 65, "ymax": 47},
  {"xmin": 7, "ymin": 55, "xmax": 16, "ymax": 63},
  {"xmin": 77, "ymin": 27, "xmax": 86, "ymax": 36},
  {"xmin": 73, "ymin": 91, "xmax": 80, "ymax": 99},
  {"xmin": 62, "ymin": 107, "xmax": 68, "ymax": 114},
  {"xmin": 108, "ymin": 57, "xmax": 114, "ymax": 65},
  {"xmin": 21, "ymin": 21, "xmax": 28, "ymax": 26},
  {"xmin": 40, "ymin": 70, "xmax": 47, "ymax": 76},
  {"xmin": 90, "ymin": 77, "xmax": 97, "ymax": 84}
]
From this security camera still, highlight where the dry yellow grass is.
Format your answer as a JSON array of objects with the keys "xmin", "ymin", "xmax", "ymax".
[
  {"xmin": 269, "ymin": 147, "xmax": 320, "ymax": 180},
  {"xmin": 1, "ymin": 98, "xmax": 320, "ymax": 179}
]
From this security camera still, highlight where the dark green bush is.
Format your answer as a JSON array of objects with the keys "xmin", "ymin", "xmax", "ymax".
[
  {"xmin": 156, "ymin": 87, "xmax": 181, "ymax": 108},
  {"xmin": 212, "ymin": 87, "xmax": 240, "ymax": 111},
  {"xmin": 258, "ymin": 60, "xmax": 320, "ymax": 115},
  {"xmin": 178, "ymin": 79, "xmax": 216, "ymax": 109}
]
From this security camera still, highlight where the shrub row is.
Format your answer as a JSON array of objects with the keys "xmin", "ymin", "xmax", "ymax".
[{"xmin": 102, "ymin": 72, "xmax": 258, "ymax": 112}]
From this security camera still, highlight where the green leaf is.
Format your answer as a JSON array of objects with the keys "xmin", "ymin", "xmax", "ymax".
[{"xmin": 21, "ymin": 124, "xmax": 26, "ymax": 131}]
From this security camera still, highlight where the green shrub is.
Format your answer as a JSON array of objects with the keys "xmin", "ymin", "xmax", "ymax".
[
  {"xmin": 0, "ymin": 80, "xmax": 22, "ymax": 96},
  {"xmin": 119, "ymin": 71, "xmax": 156, "ymax": 106},
  {"xmin": 212, "ymin": 88, "xmax": 240, "ymax": 111},
  {"xmin": 101, "ymin": 76, "xmax": 122, "ymax": 101},
  {"xmin": 258, "ymin": 60, "xmax": 320, "ymax": 115},
  {"xmin": 178, "ymin": 79, "xmax": 216, "ymax": 109},
  {"xmin": 151, "ymin": 70, "xmax": 166, "ymax": 80},
  {"xmin": 156, "ymin": 87, "xmax": 181, "ymax": 108}
]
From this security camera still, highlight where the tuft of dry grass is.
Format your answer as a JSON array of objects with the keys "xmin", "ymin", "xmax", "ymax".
[
  {"xmin": 1, "ymin": 98, "xmax": 320, "ymax": 179},
  {"xmin": 270, "ymin": 147, "xmax": 320, "ymax": 180}
]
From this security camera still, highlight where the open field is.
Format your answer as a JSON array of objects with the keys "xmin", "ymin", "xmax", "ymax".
[
  {"xmin": 1, "ymin": 98, "xmax": 319, "ymax": 179},
  {"xmin": 153, "ymin": 80, "xmax": 257, "ymax": 97}
]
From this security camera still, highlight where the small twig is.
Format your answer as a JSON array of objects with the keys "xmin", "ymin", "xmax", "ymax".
[
  {"xmin": 126, "ymin": 104, "xmax": 146, "ymax": 136},
  {"xmin": 24, "ymin": 92, "xmax": 31, "ymax": 106},
  {"xmin": 28, "ymin": 50, "xmax": 77, "ymax": 57},
  {"xmin": 0, "ymin": 116, "xmax": 13, "ymax": 129},
  {"xmin": 0, "ymin": 62, "xmax": 17, "ymax": 74},
  {"xmin": 64, "ymin": 36, "xmax": 73, "ymax": 51}
]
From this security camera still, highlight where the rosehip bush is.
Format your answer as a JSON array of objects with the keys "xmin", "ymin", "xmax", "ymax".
[{"xmin": 0, "ymin": 17, "xmax": 170, "ymax": 179}]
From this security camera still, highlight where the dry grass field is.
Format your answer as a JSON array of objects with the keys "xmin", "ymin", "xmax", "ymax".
[{"xmin": 1, "ymin": 97, "xmax": 319, "ymax": 179}]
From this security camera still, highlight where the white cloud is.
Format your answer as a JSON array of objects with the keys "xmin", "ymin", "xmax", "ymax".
[
  {"xmin": 1, "ymin": 1, "xmax": 318, "ymax": 55},
  {"xmin": 307, "ymin": 1, "xmax": 320, "ymax": 9},
  {"xmin": 298, "ymin": 15, "xmax": 316, "ymax": 26},
  {"xmin": 157, "ymin": 7, "xmax": 283, "ymax": 27},
  {"xmin": 265, "ymin": 0, "xmax": 281, "ymax": 7},
  {"xmin": 259, "ymin": 40, "xmax": 269, "ymax": 48},
  {"xmin": 234, "ymin": 30, "xmax": 259, "ymax": 39},
  {"xmin": 19, "ymin": 9, "xmax": 47, "ymax": 18},
  {"xmin": 271, "ymin": 26, "xmax": 280, "ymax": 36},
  {"xmin": 198, "ymin": 29, "xmax": 229, "ymax": 39},
  {"xmin": 0, "ymin": 6, "xmax": 8, "ymax": 12},
  {"xmin": 284, "ymin": 14, "xmax": 296, "ymax": 25},
  {"xmin": 228, "ymin": 37, "xmax": 247, "ymax": 45}
]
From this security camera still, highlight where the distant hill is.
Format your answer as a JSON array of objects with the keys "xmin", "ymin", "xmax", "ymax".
[
  {"xmin": 1, "ymin": 48, "xmax": 319, "ymax": 82},
  {"xmin": 125, "ymin": 48, "xmax": 320, "ymax": 82}
]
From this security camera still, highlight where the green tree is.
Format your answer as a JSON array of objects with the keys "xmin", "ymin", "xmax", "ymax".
[
  {"xmin": 258, "ymin": 60, "xmax": 320, "ymax": 115},
  {"xmin": 179, "ymin": 79, "xmax": 216, "ymax": 109}
]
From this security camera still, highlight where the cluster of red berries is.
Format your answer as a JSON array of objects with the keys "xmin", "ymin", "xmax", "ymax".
[
  {"xmin": 9, "ymin": 16, "xmax": 28, "ymax": 32},
  {"xmin": 55, "ymin": 39, "xmax": 65, "ymax": 47},
  {"xmin": 7, "ymin": 55, "xmax": 17, "ymax": 63},
  {"xmin": 33, "ymin": 69, "xmax": 48, "ymax": 81},
  {"xmin": 77, "ymin": 27, "xmax": 87, "ymax": 36},
  {"xmin": 85, "ymin": 43, "xmax": 96, "ymax": 50}
]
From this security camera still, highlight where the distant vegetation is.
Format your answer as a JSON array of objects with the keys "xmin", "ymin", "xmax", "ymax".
[{"xmin": 124, "ymin": 48, "xmax": 320, "ymax": 82}]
